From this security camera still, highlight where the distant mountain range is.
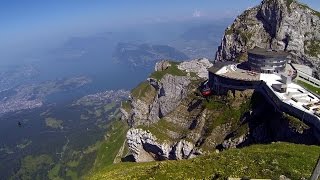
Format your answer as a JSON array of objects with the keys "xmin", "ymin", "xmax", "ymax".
[
  {"xmin": 170, "ymin": 22, "xmax": 230, "ymax": 59},
  {"xmin": 180, "ymin": 24, "xmax": 227, "ymax": 42},
  {"xmin": 112, "ymin": 42, "xmax": 189, "ymax": 67},
  {"xmin": 41, "ymin": 20, "xmax": 230, "ymax": 68}
]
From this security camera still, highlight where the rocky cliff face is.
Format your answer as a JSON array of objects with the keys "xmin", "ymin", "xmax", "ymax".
[
  {"xmin": 120, "ymin": 59, "xmax": 213, "ymax": 161},
  {"xmin": 178, "ymin": 58, "xmax": 213, "ymax": 79},
  {"xmin": 126, "ymin": 129, "xmax": 200, "ymax": 162},
  {"xmin": 129, "ymin": 74, "xmax": 191, "ymax": 126},
  {"xmin": 127, "ymin": 59, "xmax": 212, "ymax": 126},
  {"xmin": 215, "ymin": 0, "xmax": 320, "ymax": 74},
  {"xmin": 121, "ymin": 59, "xmax": 319, "ymax": 163}
]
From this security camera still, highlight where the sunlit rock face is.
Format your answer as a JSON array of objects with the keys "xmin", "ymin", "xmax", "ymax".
[
  {"xmin": 178, "ymin": 58, "xmax": 213, "ymax": 79},
  {"xmin": 126, "ymin": 128, "xmax": 200, "ymax": 162},
  {"xmin": 215, "ymin": 0, "xmax": 320, "ymax": 74}
]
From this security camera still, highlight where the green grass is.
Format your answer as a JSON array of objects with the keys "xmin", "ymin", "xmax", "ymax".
[
  {"xmin": 299, "ymin": 3, "xmax": 320, "ymax": 17},
  {"xmin": 213, "ymin": 100, "xmax": 250, "ymax": 129},
  {"xmin": 240, "ymin": 31, "xmax": 253, "ymax": 45},
  {"xmin": 204, "ymin": 96, "xmax": 251, "ymax": 129},
  {"xmin": 67, "ymin": 160, "xmax": 80, "ymax": 168},
  {"xmin": 87, "ymin": 119, "xmax": 129, "ymax": 175},
  {"xmin": 138, "ymin": 119, "xmax": 179, "ymax": 143},
  {"xmin": 150, "ymin": 62, "xmax": 187, "ymax": 81},
  {"xmin": 225, "ymin": 24, "xmax": 235, "ymax": 35},
  {"xmin": 66, "ymin": 170, "xmax": 78, "ymax": 180},
  {"xmin": 121, "ymin": 100, "xmax": 132, "ymax": 113},
  {"xmin": 201, "ymin": 95, "xmax": 251, "ymax": 144},
  {"xmin": 131, "ymin": 81, "xmax": 153, "ymax": 99},
  {"xmin": 203, "ymin": 99, "xmax": 225, "ymax": 110},
  {"xmin": 282, "ymin": 113, "xmax": 310, "ymax": 132},
  {"xmin": 48, "ymin": 164, "xmax": 63, "ymax": 180},
  {"xmin": 286, "ymin": 0, "xmax": 294, "ymax": 12},
  {"xmin": 45, "ymin": 117, "xmax": 63, "ymax": 129},
  {"xmin": 231, "ymin": 0, "xmax": 319, "ymax": 21},
  {"xmin": 304, "ymin": 40, "xmax": 320, "ymax": 57},
  {"xmin": 14, "ymin": 154, "xmax": 53, "ymax": 180},
  {"xmin": 297, "ymin": 80, "xmax": 320, "ymax": 95},
  {"xmin": 234, "ymin": 123, "xmax": 250, "ymax": 138},
  {"xmin": 103, "ymin": 102, "xmax": 116, "ymax": 112},
  {"xmin": 87, "ymin": 142, "xmax": 320, "ymax": 180},
  {"xmin": 227, "ymin": 28, "xmax": 253, "ymax": 46},
  {"xmin": 236, "ymin": 52, "xmax": 248, "ymax": 63},
  {"xmin": 225, "ymin": 28, "xmax": 233, "ymax": 35}
]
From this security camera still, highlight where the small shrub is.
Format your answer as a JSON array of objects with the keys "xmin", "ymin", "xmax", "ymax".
[{"xmin": 150, "ymin": 62, "xmax": 187, "ymax": 81}]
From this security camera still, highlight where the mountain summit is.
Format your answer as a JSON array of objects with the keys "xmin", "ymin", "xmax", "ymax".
[{"xmin": 215, "ymin": 0, "xmax": 320, "ymax": 74}]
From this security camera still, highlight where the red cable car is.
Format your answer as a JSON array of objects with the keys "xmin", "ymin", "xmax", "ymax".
[{"xmin": 200, "ymin": 81, "xmax": 212, "ymax": 97}]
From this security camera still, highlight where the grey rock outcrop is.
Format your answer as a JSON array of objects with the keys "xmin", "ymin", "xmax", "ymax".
[
  {"xmin": 120, "ymin": 107, "xmax": 130, "ymax": 121},
  {"xmin": 215, "ymin": 0, "xmax": 320, "ymax": 73},
  {"xmin": 130, "ymin": 74, "xmax": 191, "ymax": 126},
  {"xmin": 154, "ymin": 75, "xmax": 191, "ymax": 117},
  {"xmin": 172, "ymin": 140, "xmax": 198, "ymax": 160},
  {"xmin": 178, "ymin": 58, "xmax": 213, "ymax": 79},
  {"xmin": 131, "ymin": 99, "xmax": 150, "ymax": 124},
  {"xmin": 222, "ymin": 134, "xmax": 248, "ymax": 149},
  {"xmin": 155, "ymin": 60, "xmax": 172, "ymax": 71},
  {"xmin": 279, "ymin": 175, "xmax": 291, "ymax": 180},
  {"xmin": 126, "ymin": 128, "xmax": 201, "ymax": 162}
]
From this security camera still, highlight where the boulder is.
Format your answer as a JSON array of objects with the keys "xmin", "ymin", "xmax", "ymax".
[
  {"xmin": 178, "ymin": 58, "xmax": 213, "ymax": 79},
  {"xmin": 126, "ymin": 128, "xmax": 201, "ymax": 162},
  {"xmin": 155, "ymin": 60, "xmax": 171, "ymax": 71}
]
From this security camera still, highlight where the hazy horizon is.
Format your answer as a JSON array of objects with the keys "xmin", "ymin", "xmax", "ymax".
[{"xmin": 0, "ymin": 0, "xmax": 319, "ymax": 65}]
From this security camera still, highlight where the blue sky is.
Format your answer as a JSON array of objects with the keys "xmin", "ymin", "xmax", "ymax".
[{"xmin": 0, "ymin": 0, "xmax": 319, "ymax": 60}]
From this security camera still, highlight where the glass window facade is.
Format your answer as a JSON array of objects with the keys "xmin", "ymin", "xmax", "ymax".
[{"xmin": 248, "ymin": 53, "xmax": 287, "ymax": 73}]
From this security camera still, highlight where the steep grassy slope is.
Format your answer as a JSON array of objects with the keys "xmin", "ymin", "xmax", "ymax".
[
  {"xmin": 85, "ymin": 119, "xmax": 129, "ymax": 177},
  {"xmin": 86, "ymin": 143, "xmax": 319, "ymax": 180}
]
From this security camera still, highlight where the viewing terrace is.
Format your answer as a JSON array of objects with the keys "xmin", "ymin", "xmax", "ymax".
[
  {"xmin": 260, "ymin": 73, "xmax": 320, "ymax": 118},
  {"xmin": 208, "ymin": 61, "xmax": 320, "ymax": 134},
  {"xmin": 213, "ymin": 63, "xmax": 260, "ymax": 81}
]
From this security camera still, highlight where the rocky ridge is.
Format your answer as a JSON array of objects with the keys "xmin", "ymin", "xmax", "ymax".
[
  {"xmin": 120, "ymin": 59, "xmax": 318, "ymax": 163},
  {"xmin": 129, "ymin": 59, "xmax": 212, "ymax": 126},
  {"xmin": 215, "ymin": 0, "xmax": 320, "ymax": 74},
  {"xmin": 126, "ymin": 128, "xmax": 200, "ymax": 162},
  {"xmin": 129, "ymin": 74, "xmax": 191, "ymax": 126},
  {"xmin": 122, "ymin": 59, "xmax": 212, "ymax": 162}
]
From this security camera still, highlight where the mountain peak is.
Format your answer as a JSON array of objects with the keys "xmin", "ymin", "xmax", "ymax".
[{"xmin": 215, "ymin": 0, "xmax": 320, "ymax": 75}]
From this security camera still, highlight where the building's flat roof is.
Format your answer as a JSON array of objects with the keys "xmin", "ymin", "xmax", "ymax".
[
  {"xmin": 291, "ymin": 63, "xmax": 313, "ymax": 76},
  {"xmin": 248, "ymin": 47, "xmax": 289, "ymax": 58},
  {"xmin": 210, "ymin": 61, "xmax": 320, "ymax": 123},
  {"xmin": 260, "ymin": 73, "xmax": 320, "ymax": 115},
  {"xmin": 212, "ymin": 63, "xmax": 260, "ymax": 81},
  {"xmin": 208, "ymin": 61, "xmax": 235, "ymax": 74}
]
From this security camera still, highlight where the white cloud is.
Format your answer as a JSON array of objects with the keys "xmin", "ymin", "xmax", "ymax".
[{"xmin": 192, "ymin": 10, "xmax": 202, "ymax": 17}]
